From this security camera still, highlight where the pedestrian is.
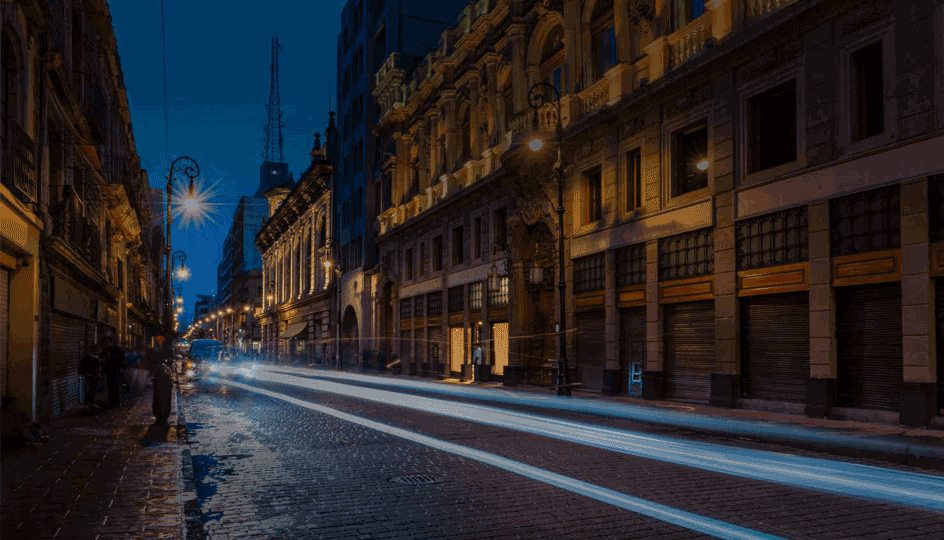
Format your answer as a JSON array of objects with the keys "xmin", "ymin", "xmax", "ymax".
[
  {"xmin": 78, "ymin": 345, "xmax": 101, "ymax": 409},
  {"xmin": 149, "ymin": 334, "xmax": 174, "ymax": 426},
  {"xmin": 104, "ymin": 338, "xmax": 124, "ymax": 407},
  {"xmin": 123, "ymin": 349, "xmax": 143, "ymax": 395},
  {"xmin": 472, "ymin": 345, "xmax": 484, "ymax": 382}
]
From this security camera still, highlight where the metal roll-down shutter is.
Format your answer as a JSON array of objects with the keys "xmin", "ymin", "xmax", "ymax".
[
  {"xmin": 663, "ymin": 301, "xmax": 714, "ymax": 403},
  {"xmin": 740, "ymin": 293, "xmax": 810, "ymax": 403}
]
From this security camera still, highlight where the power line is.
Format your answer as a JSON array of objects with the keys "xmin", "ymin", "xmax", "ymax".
[{"xmin": 160, "ymin": 0, "xmax": 170, "ymax": 157}]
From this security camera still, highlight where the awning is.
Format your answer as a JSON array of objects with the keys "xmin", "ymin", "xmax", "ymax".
[{"xmin": 280, "ymin": 322, "xmax": 308, "ymax": 339}]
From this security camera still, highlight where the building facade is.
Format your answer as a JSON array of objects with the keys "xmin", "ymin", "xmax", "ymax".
[
  {"xmin": 334, "ymin": 0, "xmax": 468, "ymax": 367},
  {"xmin": 372, "ymin": 0, "xmax": 944, "ymax": 426},
  {"xmin": 216, "ymin": 196, "xmax": 267, "ymax": 350},
  {"xmin": 2, "ymin": 0, "xmax": 162, "ymax": 421},
  {"xmin": 257, "ymin": 133, "xmax": 335, "ymax": 364}
]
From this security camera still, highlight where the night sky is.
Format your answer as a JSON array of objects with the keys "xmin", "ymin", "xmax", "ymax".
[{"xmin": 110, "ymin": 0, "xmax": 344, "ymax": 322}]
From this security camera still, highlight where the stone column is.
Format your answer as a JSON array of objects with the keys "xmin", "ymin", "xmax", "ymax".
[
  {"xmin": 712, "ymin": 191, "xmax": 739, "ymax": 407},
  {"xmin": 643, "ymin": 239, "xmax": 663, "ymax": 398},
  {"xmin": 602, "ymin": 249, "xmax": 620, "ymax": 394},
  {"xmin": 505, "ymin": 260, "xmax": 527, "ymax": 386},
  {"xmin": 807, "ymin": 202, "xmax": 837, "ymax": 417},
  {"xmin": 508, "ymin": 22, "xmax": 528, "ymax": 114},
  {"xmin": 900, "ymin": 179, "xmax": 936, "ymax": 426}
]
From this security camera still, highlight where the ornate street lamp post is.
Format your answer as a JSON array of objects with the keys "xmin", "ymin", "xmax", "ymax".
[
  {"xmin": 323, "ymin": 260, "xmax": 342, "ymax": 368},
  {"xmin": 526, "ymin": 82, "xmax": 571, "ymax": 396},
  {"xmin": 164, "ymin": 157, "xmax": 200, "ymax": 331}
]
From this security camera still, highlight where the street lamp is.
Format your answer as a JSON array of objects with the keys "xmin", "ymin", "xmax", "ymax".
[
  {"xmin": 527, "ymin": 81, "xmax": 571, "ymax": 396},
  {"xmin": 323, "ymin": 260, "xmax": 342, "ymax": 368},
  {"xmin": 164, "ymin": 156, "xmax": 201, "ymax": 331},
  {"xmin": 243, "ymin": 304, "xmax": 253, "ymax": 354},
  {"xmin": 226, "ymin": 307, "xmax": 235, "ymax": 349}
]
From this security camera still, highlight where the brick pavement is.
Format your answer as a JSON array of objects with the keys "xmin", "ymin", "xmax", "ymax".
[
  {"xmin": 237, "ymin": 374, "xmax": 944, "ymax": 539},
  {"xmin": 1, "ymin": 388, "xmax": 184, "ymax": 539},
  {"xmin": 181, "ymin": 379, "xmax": 703, "ymax": 539}
]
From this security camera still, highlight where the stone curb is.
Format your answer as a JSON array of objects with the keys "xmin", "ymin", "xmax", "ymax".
[{"xmin": 175, "ymin": 380, "xmax": 204, "ymax": 539}]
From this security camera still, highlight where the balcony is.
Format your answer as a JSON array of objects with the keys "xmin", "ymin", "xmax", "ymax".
[
  {"xmin": 55, "ymin": 191, "xmax": 103, "ymax": 270},
  {"xmin": 1, "ymin": 119, "xmax": 38, "ymax": 205}
]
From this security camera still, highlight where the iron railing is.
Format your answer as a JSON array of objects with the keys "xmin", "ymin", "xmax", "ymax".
[
  {"xmin": 616, "ymin": 243, "xmax": 647, "ymax": 286},
  {"xmin": 573, "ymin": 252, "xmax": 605, "ymax": 293},
  {"xmin": 830, "ymin": 185, "xmax": 900, "ymax": 256},
  {"xmin": 659, "ymin": 228, "xmax": 714, "ymax": 281},
  {"xmin": 1, "ymin": 119, "xmax": 38, "ymax": 205}
]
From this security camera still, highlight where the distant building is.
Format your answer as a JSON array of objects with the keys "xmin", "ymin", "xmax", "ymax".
[
  {"xmin": 333, "ymin": 0, "xmax": 467, "ymax": 365},
  {"xmin": 216, "ymin": 196, "xmax": 268, "ymax": 348}
]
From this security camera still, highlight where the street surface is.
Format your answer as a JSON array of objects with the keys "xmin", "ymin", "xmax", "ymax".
[{"xmin": 181, "ymin": 363, "xmax": 944, "ymax": 539}]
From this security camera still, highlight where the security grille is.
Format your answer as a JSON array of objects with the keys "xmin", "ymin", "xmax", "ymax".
[
  {"xmin": 659, "ymin": 228, "xmax": 714, "ymax": 281},
  {"xmin": 931, "ymin": 175, "xmax": 944, "ymax": 243},
  {"xmin": 830, "ymin": 185, "xmax": 900, "ymax": 256},
  {"xmin": 574, "ymin": 252, "xmax": 605, "ymax": 293},
  {"xmin": 448, "ymin": 285, "xmax": 464, "ymax": 313},
  {"xmin": 427, "ymin": 291, "xmax": 443, "ymax": 316},
  {"xmin": 616, "ymin": 243, "xmax": 646, "ymax": 286},
  {"xmin": 399, "ymin": 297, "xmax": 412, "ymax": 320},
  {"xmin": 736, "ymin": 206, "xmax": 808, "ymax": 270}
]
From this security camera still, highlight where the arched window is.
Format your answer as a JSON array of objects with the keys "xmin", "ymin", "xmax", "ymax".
[
  {"xmin": 319, "ymin": 215, "xmax": 327, "ymax": 247},
  {"xmin": 540, "ymin": 26, "xmax": 565, "ymax": 94},
  {"xmin": 590, "ymin": 0, "xmax": 616, "ymax": 81}
]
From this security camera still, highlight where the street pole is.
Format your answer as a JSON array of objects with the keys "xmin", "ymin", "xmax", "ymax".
[
  {"xmin": 527, "ymin": 82, "xmax": 570, "ymax": 396},
  {"xmin": 335, "ymin": 267, "xmax": 341, "ymax": 368},
  {"xmin": 163, "ymin": 156, "xmax": 200, "ymax": 332}
]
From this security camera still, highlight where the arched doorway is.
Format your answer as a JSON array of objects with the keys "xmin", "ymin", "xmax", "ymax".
[{"xmin": 341, "ymin": 306, "xmax": 358, "ymax": 369}]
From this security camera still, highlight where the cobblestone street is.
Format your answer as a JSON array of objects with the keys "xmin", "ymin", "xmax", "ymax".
[{"xmin": 180, "ymin": 364, "xmax": 944, "ymax": 539}]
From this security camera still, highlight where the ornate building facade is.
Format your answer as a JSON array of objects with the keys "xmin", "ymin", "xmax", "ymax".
[
  {"xmin": 371, "ymin": 0, "xmax": 944, "ymax": 425},
  {"xmin": 257, "ymin": 132, "xmax": 335, "ymax": 364},
  {"xmin": 2, "ymin": 0, "xmax": 163, "ymax": 421}
]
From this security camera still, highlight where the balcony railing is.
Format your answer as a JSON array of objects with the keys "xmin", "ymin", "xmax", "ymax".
[
  {"xmin": 1, "ymin": 119, "xmax": 38, "ymax": 205},
  {"xmin": 55, "ymin": 192, "xmax": 103, "ymax": 269},
  {"xmin": 669, "ymin": 14, "xmax": 713, "ymax": 68},
  {"xmin": 745, "ymin": 0, "xmax": 796, "ymax": 20}
]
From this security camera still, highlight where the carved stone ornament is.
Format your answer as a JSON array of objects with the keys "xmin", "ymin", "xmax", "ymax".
[
  {"xmin": 572, "ymin": 136, "xmax": 605, "ymax": 162},
  {"xmin": 621, "ymin": 116, "xmax": 645, "ymax": 138},
  {"xmin": 628, "ymin": 0, "xmax": 655, "ymax": 25},
  {"xmin": 666, "ymin": 86, "xmax": 712, "ymax": 117},
  {"xmin": 843, "ymin": 0, "xmax": 889, "ymax": 35}
]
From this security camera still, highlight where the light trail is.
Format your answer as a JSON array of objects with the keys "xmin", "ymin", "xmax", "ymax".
[
  {"xmin": 221, "ymin": 365, "xmax": 944, "ymax": 512},
  {"xmin": 264, "ymin": 364, "xmax": 944, "ymax": 463},
  {"xmin": 206, "ymin": 375, "xmax": 783, "ymax": 540}
]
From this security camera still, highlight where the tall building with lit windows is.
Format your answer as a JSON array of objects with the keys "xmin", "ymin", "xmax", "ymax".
[
  {"xmin": 370, "ymin": 0, "xmax": 944, "ymax": 427},
  {"xmin": 332, "ymin": 0, "xmax": 467, "ymax": 368}
]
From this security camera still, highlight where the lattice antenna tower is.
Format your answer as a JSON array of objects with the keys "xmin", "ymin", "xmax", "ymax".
[{"xmin": 263, "ymin": 36, "xmax": 285, "ymax": 162}]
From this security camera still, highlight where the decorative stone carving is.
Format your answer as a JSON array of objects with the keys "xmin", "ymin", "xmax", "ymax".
[
  {"xmin": 628, "ymin": 0, "xmax": 655, "ymax": 25},
  {"xmin": 572, "ymin": 136, "xmax": 605, "ymax": 162},
  {"xmin": 621, "ymin": 116, "xmax": 645, "ymax": 138},
  {"xmin": 665, "ymin": 86, "xmax": 712, "ymax": 117}
]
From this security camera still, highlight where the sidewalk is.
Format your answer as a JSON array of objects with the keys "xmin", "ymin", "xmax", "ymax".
[
  {"xmin": 0, "ymin": 388, "xmax": 185, "ymax": 539},
  {"xmin": 278, "ymin": 365, "xmax": 944, "ymax": 467}
]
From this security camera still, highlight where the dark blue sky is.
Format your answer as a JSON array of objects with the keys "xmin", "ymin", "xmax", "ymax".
[{"xmin": 111, "ymin": 0, "xmax": 344, "ymax": 323}]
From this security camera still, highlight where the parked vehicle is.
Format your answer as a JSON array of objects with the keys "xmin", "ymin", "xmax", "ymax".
[{"xmin": 188, "ymin": 339, "xmax": 223, "ymax": 364}]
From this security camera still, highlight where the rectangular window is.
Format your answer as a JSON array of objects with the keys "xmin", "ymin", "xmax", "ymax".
[
  {"xmin": 573, "ymin": 252, "xmax": 606, "ymax": 293},
  {"xmin": 427, "ymin": 291, "xmax": 443, "ymax": 316},
  {"xmin": 404, "ymin": 248, "xmax": 414, "ymax": 280},
  {"xmin": 830, "ymin": 185, "xmax": 900, "ymax": 256},
  {"xmin": 488, "ymin": 276, "xmax": 510, "ymax": 306},
  {"xmin": 626, "ymin": 148, "xmax": 642, "ymax": 211},
  {"xmin": 675, "ymin": 0, "xmax": 706, "ymax": 29},
  {"xmin": 748, "ymin": 80, "xmax": 797, "ymax": 172},
  {"xmin": 736, "ymin": 206, "xmax": 808, "ymax": 270},
  {"xmin": 469, "ymin": 281, "xmax": 484, "ymax": 310},
  {"xmin": 452, "ymin": 226, "xmax": 465, "ymax": 265},
  {"xmin": 592, "ymin": 25, "xmax": 617, "ymax": 80},
  {"xmin": 584, "ymin": 166, "xmax": 603, "ymax": 223},
  {"xmin": 658, "ymin": 228, "xmax": 714, "ymax": 281},
  {"xmin": 414, "ymin": 294, "xmax": 425, "ymax": 318},
  {"xmin": 399, "ymin": 297, "xmax": 413, "ymax": 320},
  {"xmin": 672, "ymin": 123, "xmax": 708, "ymax": 196},
  {"xmin": 494, "ymin": 208, "xmax": 507, "ymax": 249},
  {"xmin": 931, "ymin": 176, "xmax": 944, "ymax": 243},
  {"xmin": 616, "ymin": 243, "xmax": 646, "ymax": 286},
  {"xmin": 448, "ymin": 285, "xmax": 464, "ymax": 313},
  {"xmin": 473, "ymin": 217, "xmax": 482, "ymax": 259},
  {"xmin": 433, "ymin": 235, "xmax": 443, "ymax": 271},
  {"xmin": 851, "ymin": 41, "xmax": 884, "ymax": 141},
  {"xmin": 419, "ymin": 242, "xmax": 427, "ymax": 277}
]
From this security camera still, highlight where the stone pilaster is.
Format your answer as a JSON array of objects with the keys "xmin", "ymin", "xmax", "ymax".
[
  {"xmin": 602, "ymin": 250, "xmax": 620, "ymax": 394},
  {"xmin": 712, "ymin": 190, "xmax": 739, "ymax": 407},
  {"xmin": 806, "ymin": 202, "xmax": 837, "ymax": 417},
  {"xmin": 643, "ymin": 239, "xmax": 663, "ymax": 399},
  {"xmin": 900, "ymin": 179, "xmax": 936, "ymax": 426}
]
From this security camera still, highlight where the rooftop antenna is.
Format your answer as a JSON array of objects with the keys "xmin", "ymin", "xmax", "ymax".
[{"xmin": 263, "ymin": 36, "xmax": 284, "ymax": 162}]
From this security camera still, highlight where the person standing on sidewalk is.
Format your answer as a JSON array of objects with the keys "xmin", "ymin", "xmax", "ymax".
[
  {"xmin": 105, "ymin": 338, "xmax": 124, "ymax": 407},
  {"xmin": 149, "ymin": 334, "xmax": 174, "ymax": 426},
  {"xmin": 78, "ymin": 345, "xmax": 102, "ymax": 409}
]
